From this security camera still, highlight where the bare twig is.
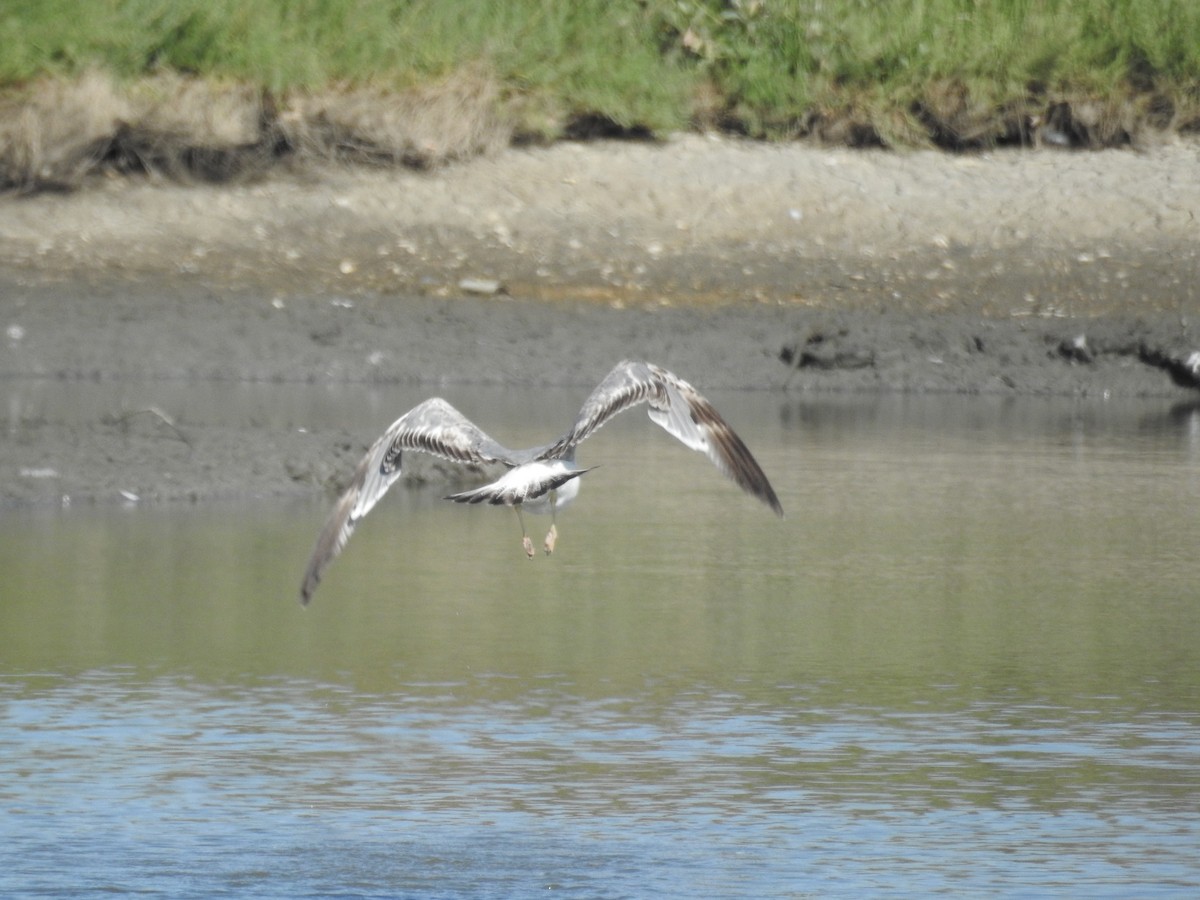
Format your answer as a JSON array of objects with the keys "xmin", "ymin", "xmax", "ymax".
[{"xmin": 108, "ymin": 406, "xmax": 192, "ymax": 448}]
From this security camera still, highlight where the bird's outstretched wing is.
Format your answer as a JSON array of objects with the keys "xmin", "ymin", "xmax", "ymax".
[
  {"xmin": 300, "ymin": 398, "xmax": 513, "ymax": 604},
  {"xmin": 542, "ymin": 360, "xmax": 783, "ymax": 517}
]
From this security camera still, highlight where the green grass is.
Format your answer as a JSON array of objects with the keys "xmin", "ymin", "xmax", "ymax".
[
  {"xmin": 2, "ymin": 0, "xmax": 1199, "ymax": 146},
  {"xmin": 0, "ymin": 0, "xmax": 696, "ymax": 135},
  {"xmin": 655, "ymin": 0, "xmax": 1200, "ymax": 140}
]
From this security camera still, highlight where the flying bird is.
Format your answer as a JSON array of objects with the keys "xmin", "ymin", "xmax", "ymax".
[{"xmin": 299, "ymin": 360, "xmax": 783, "ymax": 604}]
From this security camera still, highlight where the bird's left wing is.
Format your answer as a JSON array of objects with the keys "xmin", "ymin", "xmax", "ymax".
[
  {"xmin": 542, "ymin": 360, "xmax": 783, "ymax": 517},
  {"xmin": 300, "ymin": 398, "xmax": 512, "ymax": 604}
]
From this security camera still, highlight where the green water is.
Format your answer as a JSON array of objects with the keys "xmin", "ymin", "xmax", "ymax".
[{"xmin": 2, "ymin": 391, "xmax": 1198, "ymax": 897}]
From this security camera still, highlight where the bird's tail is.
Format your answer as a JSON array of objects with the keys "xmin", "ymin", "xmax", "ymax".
[{"xmin": 444, "ymin": 467, "xmax": 594, "ymax": 506}]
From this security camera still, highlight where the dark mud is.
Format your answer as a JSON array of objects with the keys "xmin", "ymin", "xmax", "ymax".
[{"xmin": 3, "ymin": 268, "xmax": 1197, "ymax": 509}]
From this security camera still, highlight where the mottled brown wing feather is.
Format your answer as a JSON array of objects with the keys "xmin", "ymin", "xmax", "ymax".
[
  {"xmin": 299, "ymin": 398, "xmax": 513, "ymax": 604},
  {"xmin": 542, "ymin": 360, "xmax": 783, "ymax": 516}
]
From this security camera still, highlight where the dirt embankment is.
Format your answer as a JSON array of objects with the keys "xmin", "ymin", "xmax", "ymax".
[{"xmin": 2, "ymin": 136, "xmax": 1200, "ymax": 506}]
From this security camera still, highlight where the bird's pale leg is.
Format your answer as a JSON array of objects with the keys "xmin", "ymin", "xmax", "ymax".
[
  {"xmin": 515, "ymin": 506, "xmax": 535, "ymax": 558},
  {"xmin": 543, "ymin": 491, "xmax": 559, "ymax": 556}
]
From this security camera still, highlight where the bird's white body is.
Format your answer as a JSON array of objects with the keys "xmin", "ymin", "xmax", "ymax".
[
  {"xmin": 526, "ymin": 477, "xmax": 579, "ymax": 514},
  {"xmin": 446, "ymin": 459, "xmax": 587, "ymax": 513},
  {"xmin": 506, "ymin": 461, "xmax": 583, "ymax": 514}
]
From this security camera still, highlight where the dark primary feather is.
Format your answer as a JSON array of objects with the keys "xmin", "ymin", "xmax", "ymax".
[{"xmin": 542, "ymin": 360, "xmax": 783, "ymax": 517}]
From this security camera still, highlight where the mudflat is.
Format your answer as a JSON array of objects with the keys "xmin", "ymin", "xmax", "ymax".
[{"xmin": 3, "ymin": 136, "xmax": 1199, "ymax": 506}]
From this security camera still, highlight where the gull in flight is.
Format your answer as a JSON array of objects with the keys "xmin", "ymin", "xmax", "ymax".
[{"xmin": 299, "ymin": 360, "xmax": 783, "ymax": 604}]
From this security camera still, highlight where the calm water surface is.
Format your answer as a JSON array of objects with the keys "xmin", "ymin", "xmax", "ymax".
[{"xmin": 2, "ymin": 387, "xmax": 1199, "ymax": 898}]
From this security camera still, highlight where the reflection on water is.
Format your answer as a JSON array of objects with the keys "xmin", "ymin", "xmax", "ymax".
[{"xmin": 2, "ymin": 389, "xmax": 1200, "ymax": 897}]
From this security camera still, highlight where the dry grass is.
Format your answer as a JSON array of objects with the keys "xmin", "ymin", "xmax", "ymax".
[
  {"xmin": 282, "ymin": 68, "xmax": 510, "ymax": 168},
  {"xmin": 0, "ymin": 68, "xmax": 510, "ymax": 192},
  {"xmin": 0, "ymin": 71, "xmax": 134, "ymax": 191},
  {"xmin": 1, "ymin": 69, "xmax": 1195, "ymax": 193}
]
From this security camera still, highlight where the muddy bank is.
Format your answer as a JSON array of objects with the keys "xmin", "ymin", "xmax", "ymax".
[
  {"xmin": 2, "ymin": 137, "xmax": 1200, "ymax": 507},
  {"xmin": 3, "ymin": 276, "xmax": 1197, "ymax": 510}
]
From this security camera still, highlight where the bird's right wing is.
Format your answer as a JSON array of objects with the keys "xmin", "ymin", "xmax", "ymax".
[
  {"xmin": 299, "ymin": 398, "xmax": 512, "ymax": 604},
  {"xmin": 542, "ymin": 360, "xmax": 783, "ymax": 517}
]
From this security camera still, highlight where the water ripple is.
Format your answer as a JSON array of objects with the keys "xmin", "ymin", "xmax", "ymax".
[{"xmin": 2, "ymin": 671, "xmax": 1198, "ymax": 898}]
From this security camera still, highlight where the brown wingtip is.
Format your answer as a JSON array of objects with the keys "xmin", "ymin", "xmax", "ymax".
[
  {"xmin": 766, "ymin": 491, "xmax": 785, "ymax": 518},
  {"xmin": 297, "ymin": 489, "xmax": 356, "ymax": 606},
  {"xmin": 299, "ymin": 575, "xmax": 317, "ymax": 606},
  {"xmin": 751, "ymin": 476, "xmax": 784, "ymax": 518},
  {"xmin": 298, "ymin": 518, "xmax": 347, "ymax": 606},
  {"xmin": 298, "ymin": 534, "xmax": 328, "ymax": 606},
  {"xmin": 299, "ymin": 548, "xmax": 325, "ymax": 605},
  {"xmin": 759, "ymin": 469, "xmax": 784, "ymax": 517}
]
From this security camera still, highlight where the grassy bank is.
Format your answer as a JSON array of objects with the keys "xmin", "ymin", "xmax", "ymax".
[{"xmin": 2, "ymin": 0, "xmax": 1199, "ymax": 189}]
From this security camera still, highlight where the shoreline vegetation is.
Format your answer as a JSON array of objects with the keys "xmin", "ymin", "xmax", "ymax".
[{"xmin": 3, "ymin": 0, "xmax": 1200, "ymax": 192}]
